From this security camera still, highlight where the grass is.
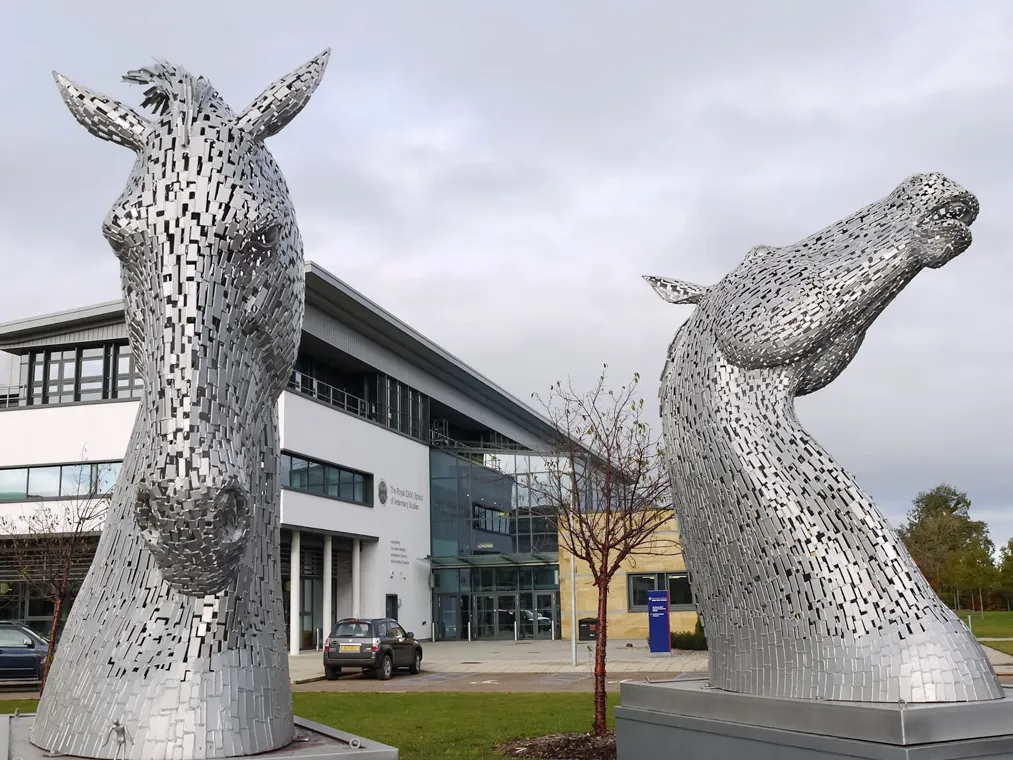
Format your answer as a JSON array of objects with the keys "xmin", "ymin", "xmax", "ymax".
[
  {"xmin": 0, "ymin": 693, "xmax": 617, "ymax": 760},
  {"xmin": 953, "ymin": 610, "xmax": 1013, "ymax": 639}
]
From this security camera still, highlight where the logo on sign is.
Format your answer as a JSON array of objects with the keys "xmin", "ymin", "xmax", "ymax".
[{"xmin": 378, "ymin": 479, "xmax": 388, "ymax": 505}]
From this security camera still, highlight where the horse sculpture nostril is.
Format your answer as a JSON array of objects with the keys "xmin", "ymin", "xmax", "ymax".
[{"xmin": 217, "ymin": 484, "xmax": 252, "ymax": 545}]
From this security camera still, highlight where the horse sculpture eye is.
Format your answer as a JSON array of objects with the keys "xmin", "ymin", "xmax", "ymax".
[
  {"xmin": 250, "ymin": 224, "xmax": 281, "ymax": 250},
  {"xmin": 106, "ymin": 235, "xmax": 128, "ymax": 257}
]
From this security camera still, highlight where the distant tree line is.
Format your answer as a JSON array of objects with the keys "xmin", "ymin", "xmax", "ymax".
[{"xmin": 897, "ymin": 484, "xmax": 1013, "ymax": 612}]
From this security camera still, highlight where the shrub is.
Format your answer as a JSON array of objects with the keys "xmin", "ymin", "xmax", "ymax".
[{"xmin": 670, "ymin": 619, "xmax": 707, "ymax": 650}]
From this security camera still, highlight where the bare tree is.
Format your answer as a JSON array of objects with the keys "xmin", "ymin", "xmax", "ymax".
[
  {"xmin": 532, "ymin": 364, "xmax": 675, "ymax": 737},
  {"xmin": 0, "ymin": 452, "xmax": 113, "ymax": 692}
]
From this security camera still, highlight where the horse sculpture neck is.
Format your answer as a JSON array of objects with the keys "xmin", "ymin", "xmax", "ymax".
[{"xmin": 650, "ymin": 172, "xmax": 1003, "ymax": 704}]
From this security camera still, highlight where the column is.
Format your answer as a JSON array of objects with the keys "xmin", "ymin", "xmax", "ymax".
[
  {"xmin": 322, "ymin": 534, "xmax": 333, "ymax": 640},
  {"xmin": 352, "ymin": 538, "xmax": 361, "ymax": 618},
  {"xmin": 289, "ymin": 530, "xmax": 301, "ymax": 655}
]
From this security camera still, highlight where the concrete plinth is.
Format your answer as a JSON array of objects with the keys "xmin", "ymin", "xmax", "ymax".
[
  {"xmin": 616, "ymin": 677, "xmax": 1013, "ymax": 759},
  {"xmin": 5, "ymin": 714, "xmax": 398, "ymax": 760}
]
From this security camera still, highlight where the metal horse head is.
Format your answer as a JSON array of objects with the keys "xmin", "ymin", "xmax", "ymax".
[
  {"xmin": 52, "ymin": 51, "xmax": 330, "ymax": 595},
  {"xmin": 646, "ymin": 172, "xmax": 977, "ymax": 391}
]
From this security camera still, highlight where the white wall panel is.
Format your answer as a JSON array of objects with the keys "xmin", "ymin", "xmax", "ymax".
[
  {"xmin": 279, "ymin": 391, "xmax": 432, "ymax": 640},
  {"xmin": 0, "ymin": 401, "xmax": 137, "ymax": 465}
]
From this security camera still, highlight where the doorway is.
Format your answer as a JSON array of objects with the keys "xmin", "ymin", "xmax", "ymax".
[
  {"xmin": 519, "ymin": 591, "xmax": 557, "ymax": 640},
  {"xmin": 436, "ymin": 594, "xmax": 460, "ymax": 640},
  {"xmin": 474, "ymin": 593, "xmax": 521, "ymax": 639},
  {"xmin": 386, "ymin": 594, "xmax": 399, "ymax": 621}
]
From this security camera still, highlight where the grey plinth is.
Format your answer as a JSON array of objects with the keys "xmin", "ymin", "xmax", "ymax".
[
  {"xmin": 615, "ymin": 678, "xmax": 1013, "ymax": 759},
  {"xmin": 5, "ymin": 715, "xmax": 398, "ymax": 760}
]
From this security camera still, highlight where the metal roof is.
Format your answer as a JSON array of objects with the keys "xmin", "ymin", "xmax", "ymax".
[{"xmin": 0, "ymin": 261, "xmax": 561, "ymax": 446}]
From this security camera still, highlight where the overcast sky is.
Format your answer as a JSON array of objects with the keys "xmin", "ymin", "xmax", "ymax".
[{"xmin": 1, "ymin": 2, "xmax": 1011, "ymax": 543}]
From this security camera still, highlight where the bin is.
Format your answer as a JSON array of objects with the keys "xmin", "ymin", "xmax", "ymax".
[{"xmin": 578, "ymin": 617, "xmax": 598, "ymax": 641}]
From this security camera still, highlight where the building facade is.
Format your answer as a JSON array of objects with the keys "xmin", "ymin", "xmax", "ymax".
[
  {"xmin": 558, "ymin": 514, "xmax": 699, "ymax": 642},
  {"xmin": 0, "ymin": 262, "xmax": 607, "ymax": 650}
]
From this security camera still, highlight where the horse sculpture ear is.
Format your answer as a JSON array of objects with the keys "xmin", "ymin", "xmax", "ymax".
[
  {"xmin": 237, "ymin": 49, "xmax": 331, "ymax": 141},
  {"xmin": 643, "ymin": 275, "xmax": 709, "ymax": 305},
  {"xmin": 52, "ymin": 72, "xmax": 149, "ymax": 152}
]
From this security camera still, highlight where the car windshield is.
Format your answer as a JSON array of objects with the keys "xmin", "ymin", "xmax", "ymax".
[{"xmin": 333, "ymin": 621, "xmax": 372, "ymax": 638}]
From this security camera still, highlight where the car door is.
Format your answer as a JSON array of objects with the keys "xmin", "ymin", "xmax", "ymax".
[
  {"xmin": 388, "ymin": 622, "xmax": 410, "ymax": 667},
  {"xmin": 0, "ymin": 627, "xmax": 38, "ymax": 679}
]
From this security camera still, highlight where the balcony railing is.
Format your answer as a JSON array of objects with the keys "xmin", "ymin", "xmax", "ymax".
[
  {"xmin": 0, "ymin": 385, "xmax": 24, "ymax": 410},
  {"xmin": 286, "ymin": 374, "xmax": 369, "ymax": 419}
]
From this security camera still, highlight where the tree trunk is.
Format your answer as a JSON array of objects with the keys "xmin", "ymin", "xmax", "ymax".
[
  {"xmin": 592, "ymin": 578, "xmax": 609, "ymax": 737},
  {"xmin": 40, "ymin": 596, "xmax": 63, "ymax": 696},
  {"xmin": 979, "ymin": 588, "xmax": 984, "ymax": 618}
]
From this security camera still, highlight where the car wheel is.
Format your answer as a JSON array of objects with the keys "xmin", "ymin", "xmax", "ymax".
[
  {"xmin": 409, "ymin": 651, "xmax": 422, "ymax": 675},
  {"xmin": 377, "ymin": 654, "xmax": 393, "ymax": 681},
  {"xmin": 324, "ymin": 667, "xmax": 340, "ymax": 680}
]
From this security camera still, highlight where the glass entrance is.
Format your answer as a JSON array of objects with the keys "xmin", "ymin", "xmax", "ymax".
[
  {"xmin": 496, "ymin": 594, "xmax": 516, "ymax": 639},
  {"xmin": 475, "ymin": 594, "xmax": 496, "ymax": 638},
  {"xmin": 520, "ymin": 591, "xmax": 556, "ymax": 639},
  {"xmin": 536, "ymin": 591, "xmax": 556, "ymax": 639},
  {"xmin": 436, "ymin": 594, "xmax": 460, "ymax": 641},
  {"xmin": 474, "ymin": 593, "xmax": 521, "ymax": 639}
]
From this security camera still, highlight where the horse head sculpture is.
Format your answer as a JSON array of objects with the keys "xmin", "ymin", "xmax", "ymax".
[
  {"xmin": 645, "ymin": 173, "xmax": 1002, "ymax": 703},
  {"xmin": 32, "ymin": 52, "xmax": 329, "ymax": 760},
  {"xmin": 52, "ymin": 52, "xmax": 329, "ymax": 595}
]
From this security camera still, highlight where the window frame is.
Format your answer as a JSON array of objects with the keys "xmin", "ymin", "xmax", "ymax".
[
  {"xmin": 627, "ymin": 571, "xmax": 696, "ymax": 612},
  {"xmin": 0, "ymin": 460, "xmax": 123, "ymax": 502},
  {"xmin": 279, "ymin": 450, "xmax": 374, "ymax": 508}
]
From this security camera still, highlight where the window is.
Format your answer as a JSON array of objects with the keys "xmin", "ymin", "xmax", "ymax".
[
  {"xmin": 389, "ymin": 624, "xmax": 406, "ymax": 639},
  {"xmin": 0, "ymin": 469, "xmax": 27, "ymax": 500},
  {"xmin": 0, "ymin": 628, "xmax": 29, "ymax": 648},
  {"xmin": 627, "ymin": 572, "xmax": 696, "ymax": 612},
  {"xmin": 13, "ymin": 342, "xmax": 142, "ymax": 407},
  {"xmin": 0, "ymin": 461, "xmax": 123, "ymax": 502},
  {"xmin": 113, "ymin": 344, "xmax": 143, "ymax": 399},
  {"xmin": 79, "ymin": 347, "xmax": 105, "ymax": 402},
  {"xmin": 27, "ymin": 467, "xmax": 61, "ymax": 498},
  {"xmin": 279, "ymin": 452, "xmax": 372, "ymax": 507},
  {"xmin": 668, "ymin": 573, "xmax": 693, "ymax": 606},
  {"xmin": 60, "ymin": 464, "xmax": 92, "ymax": 497},
  {"xmin": 332, "ymin": 621, "xmax": 371, "ymax": 638}
]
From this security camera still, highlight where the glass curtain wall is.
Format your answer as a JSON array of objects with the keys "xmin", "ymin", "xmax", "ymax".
[
  {"xmin": 431, "ymin": 450, "xmax": 563, "ymax": 641},
  {"xmin": 430, "ymin": 451, "xmax": 561, "ymax": 558}
]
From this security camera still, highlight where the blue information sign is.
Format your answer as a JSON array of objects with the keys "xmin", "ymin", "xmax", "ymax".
[{"xmin": 647, "ymin": 589, "xmax": 671, "ymax": 654}]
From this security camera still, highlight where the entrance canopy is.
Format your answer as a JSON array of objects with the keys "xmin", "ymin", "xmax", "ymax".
[{"xmin": 426, "ymin": 551, "xmax": 558, "ymax": 569}]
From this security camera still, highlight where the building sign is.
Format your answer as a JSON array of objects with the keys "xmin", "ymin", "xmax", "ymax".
[
  {"xmin": 376, "ymin": 478, "xmax": 422, "ymax": 511},
  {"xmin": 647, "ymin": 589, "xmax": 671, "ymax": 654},
  {"xmin": 389, "ymin": 539, "xmax": 410, "ymax": 566}
]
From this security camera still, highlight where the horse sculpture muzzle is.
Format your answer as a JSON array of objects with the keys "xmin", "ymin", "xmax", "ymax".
[{"xmin": 135, "ymin": 473, "xmax": 252, "ymax": 596}]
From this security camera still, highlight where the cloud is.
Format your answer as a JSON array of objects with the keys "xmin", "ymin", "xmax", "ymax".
[{"xmin": 0, "ymin": 1, "xmax": 1011, "ymax": 540}]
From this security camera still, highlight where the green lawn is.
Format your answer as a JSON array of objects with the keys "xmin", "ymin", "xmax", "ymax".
[
  {"xmin": 0, "ymin": 693, "xmax": 617, "ymax": 760},
  {"xmin": 954, "ymin": 610, "xmax": 1013, "ymax": 638}
]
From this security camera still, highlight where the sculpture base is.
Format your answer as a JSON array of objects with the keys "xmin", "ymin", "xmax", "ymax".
[
  {"xmin": 6, "ymin": 715, "xmax": 398, "ymax": 760},
  {"xmin": 615, "ymin": 677, "xmax": 1013, "ymax": 759}
]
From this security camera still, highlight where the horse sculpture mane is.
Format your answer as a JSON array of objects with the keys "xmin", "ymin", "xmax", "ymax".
[
  {"xmin": 31, "ymin": 51, "xmax": 329, "ymax": 759},
  {"xmin": 647, "ymin": 173, "xmax": 1003, "ymax": 704}
]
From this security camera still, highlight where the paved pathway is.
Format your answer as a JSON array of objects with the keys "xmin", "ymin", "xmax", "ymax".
[{"xmin": 288, "ymin": 639, "xmax": 709, "ymax": 682}]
